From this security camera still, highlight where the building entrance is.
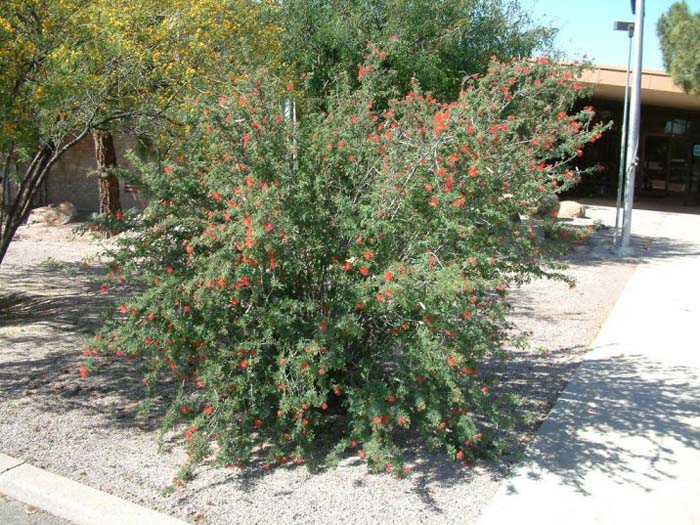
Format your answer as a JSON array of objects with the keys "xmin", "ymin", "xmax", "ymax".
[{"xmin": 641, "ymin": 134, "xmax": 700, "ymax": 205}]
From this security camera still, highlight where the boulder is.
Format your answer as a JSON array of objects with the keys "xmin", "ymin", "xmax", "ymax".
[
  {"xmin": 558, "ymin": 200, "xmax": 586, "ymax": 218},
  {"xmin": 27, "ymin": 202, "xmax": 77, "ymax": 226}
]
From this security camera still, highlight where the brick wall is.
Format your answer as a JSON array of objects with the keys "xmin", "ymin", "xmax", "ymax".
[{"xmin": 45, "ymin": 133, "xmax": 145, "ymax": 213}]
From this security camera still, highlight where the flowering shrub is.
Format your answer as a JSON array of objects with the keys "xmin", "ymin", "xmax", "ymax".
[{"xmin": 85, "ymin": 51, "xmax": 607, "ymax": 479}]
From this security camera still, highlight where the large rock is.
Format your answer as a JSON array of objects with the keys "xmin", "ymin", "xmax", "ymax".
[
  {"xmin": 558, "ymin": 200, "xmax": 586, "ymax": 218},
  {"xmin": 27, "ymin": 202, "xmax": 77, "ymax": 226}
]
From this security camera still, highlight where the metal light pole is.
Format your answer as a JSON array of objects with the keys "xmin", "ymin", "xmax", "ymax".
[
  {"xmin": 613, "ymin": 21, "xmax": 634, "ymax": 247},
  {"xmin": 620, "ymin": 0, "xmax": 644, "ymax": 251}
]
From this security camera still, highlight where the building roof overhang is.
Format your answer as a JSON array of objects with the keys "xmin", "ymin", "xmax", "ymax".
[{"xmin": 580, "ymin": 65, "xmax": 700, "ymax": 112}]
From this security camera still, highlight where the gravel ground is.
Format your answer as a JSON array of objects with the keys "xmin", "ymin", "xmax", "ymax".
[{"xmin": 0, "ymin": 216, "xmax": 635, "ymax": 525}]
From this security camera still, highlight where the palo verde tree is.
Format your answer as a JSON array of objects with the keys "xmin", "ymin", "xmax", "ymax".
[
  {"xmin": 83, "ymin": 50, "xmax": 608, "ymax": 480},
  {"xmin": 658, "ymin": 1, "xmax": 700, "ymax": 95},
  {"xmin": 0, "ymin": 0, "xmax": 283, "ymax": 264}
]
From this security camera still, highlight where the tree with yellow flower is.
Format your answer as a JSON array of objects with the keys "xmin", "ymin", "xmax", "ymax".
[{"xmin": 0, "ymin": 0, "xmax": 283, "ymax": 264}]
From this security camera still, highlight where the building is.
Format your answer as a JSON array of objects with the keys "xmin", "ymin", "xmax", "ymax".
[{"xmin": 574, "ymin": 65, "xmax": 700, "ymax": 206}]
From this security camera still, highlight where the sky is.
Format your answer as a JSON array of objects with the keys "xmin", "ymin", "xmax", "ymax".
[{"xmin": 522, "ymin": 0, "xmax": 700, "ymax": 72}]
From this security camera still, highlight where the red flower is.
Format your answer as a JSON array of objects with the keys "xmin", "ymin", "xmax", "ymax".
[
  {"xmin": 358, "ymin": 65, "xmax": 372, "ymax": 79},
  {"xmin": 364, "ymin": 250, "xmax": 374, "ymax": 260},
  {"xmin": 79, "ymin": 365, "xmax": 88, "ymax": 378},
  {"xmin": 203, "ymin": 405, "xmax": 213, "ymax": 415},
  {"xmin": 433, "ymin": 109, "xmax": 451, "ymax": 135},
  {"xmin": 240, "ymin": 360, "xmax": 249, "ymax": 369},
  {"xmin": 319, "ymin": 320, "xmax": 328, "ymax": 331},
  {"xmin": 359, "ymin": 267, "xmax": 370, "ymax": 276},
  {"xmin": 384, "ymin": 271, "xmax": 394, "ymax": 282}
]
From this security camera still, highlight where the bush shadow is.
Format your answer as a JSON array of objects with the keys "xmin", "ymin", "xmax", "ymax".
[
  {"xmin": 0, "ymin": 261, "xmax": 175, "ymax": 430},
  {"xmin": 563, "ymin": 227, "xmax": 700, "ymax": 267},
  {"xmin": 504, "ymin": 353, "xmax": 700, "ymax": 496}
]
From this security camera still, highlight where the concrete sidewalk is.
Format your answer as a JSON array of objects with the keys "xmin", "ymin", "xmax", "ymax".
[{"xmin": 479, "ymin": 206, "xmax": 700, "ymax": 525}]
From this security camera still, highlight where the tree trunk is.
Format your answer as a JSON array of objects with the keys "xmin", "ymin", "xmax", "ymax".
[
  {"xmin": 0, "ymin": 146, "xmax": 53, "ymax": 266},
  {"xmin": 93, "ymin": 131, "xmax": 122, "ymax": 217}
]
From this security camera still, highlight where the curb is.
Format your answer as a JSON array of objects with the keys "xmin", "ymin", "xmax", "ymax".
[{"xmin": 0, "ymin": 453, "xmax": 189, "ymax": 525}]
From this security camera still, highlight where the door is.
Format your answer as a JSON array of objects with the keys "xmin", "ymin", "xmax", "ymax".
[{"xmin": 642, "ymin": 135, "xmax": 692, "ymax": 198}]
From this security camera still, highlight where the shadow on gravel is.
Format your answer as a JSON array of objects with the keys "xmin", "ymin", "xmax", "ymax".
[
  {"xmin": 0, "ymin": 263, "xmax": 109, "ymax": 333},
  {"xmin": 0, "ymin": 340, "xmax": 177, "ymax": 427},
  {"xmin": 504, "ymin": 353, "xmax": 700, "ymax": 496},
  {"xmin": 0, "ymin": 261, "xmax": 175, "ymax": 431}
]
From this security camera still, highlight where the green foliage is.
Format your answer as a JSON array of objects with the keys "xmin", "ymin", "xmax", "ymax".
[
  {"xmin": 658, "ymin": 1, "xmax": 700, "ymax": 94},
  {"xmin": 0, "ymin": 0, "xmax": 282, "ymax": 154},
  {"xmin": 85, "ymin": 52, "xmax": 607, "ymax": 478},
  {"xmin": 278, "ymin": 0, "xmax": 555, "ymax": 107}
]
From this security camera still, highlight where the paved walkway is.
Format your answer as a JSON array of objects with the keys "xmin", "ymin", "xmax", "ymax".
[{"xmin": 479, "ymin": 205, "xmax": 700, "ymax": 525}]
